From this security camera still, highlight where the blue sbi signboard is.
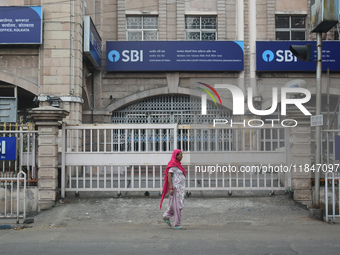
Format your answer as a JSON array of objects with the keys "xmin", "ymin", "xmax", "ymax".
[
  {"xmin": 0, "ymin": 137, "xmax": 16, "ymax": 161},
  {"xmin": 257, "ymin": 41, "xmax": 340, "ymax": 71},
  {"xmin": 84, "ymin": 16, "xmax": 102, "ymax": 70},
  {"xmin": 106, "ymin": 41, "xmax": 244, "ymax": 71},
  {"xmin": 0, "ymin": 6, "xmax": 42, "ymax": 44}
]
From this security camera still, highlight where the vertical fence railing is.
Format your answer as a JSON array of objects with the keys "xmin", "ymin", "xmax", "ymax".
[
  {"xmin": 63, "ymin": 124, "xmax": 177, "ymax": 153},
  {"xmin": 325, "ymin": 171, "xmax": 340, "ymax": 223},
  {"xmin": 322, "ymin": 130, "xmax": 340, "ymax": 165},
  {"xmin": 322, "ymin": 130, "xmax": 340, "ymax": 222},
  {"xmin": 0, "ymin": 171, "xmax": 26, "ymax": 223},
  {"xmin": 61, "ymin": 124, "xmax": 288, "ymax": 195},
  {"xmin": 62, "ymin": 164, "xmax": 287, "ymax": 193},
  {"xmin": 176, "ymin": 125, "xmax": 285, "ymax": 152},
  {"xmin": 0, "ymin": 123, "xmax": 38, "ymax": 186}
]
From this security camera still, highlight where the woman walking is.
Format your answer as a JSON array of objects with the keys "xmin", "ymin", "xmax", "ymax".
[{"xmin": 160, "ymin": 149, "xmax": 186, "ymax": 230}]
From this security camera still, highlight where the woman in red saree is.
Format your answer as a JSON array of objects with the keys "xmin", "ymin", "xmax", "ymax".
[{"xmin": 160, "ymin": 149, "xmax": 186, "ymax": 230}]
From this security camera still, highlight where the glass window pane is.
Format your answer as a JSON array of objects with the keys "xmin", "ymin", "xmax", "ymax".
[
  {"xmin": 127, "ymin": 17, "xmax": 142, "ymax": 29},
  {"xmin": 202, "ymin": 32, "xmax": 216, "ymax": 41},
  {"xmin": 291, "ymin": 31, "xmax": 305, "ymax": 40},
  {"xmin": 143, "ymin": 31, "xmax": 158, "ymax": 41},
  {"xmin": 186, "ymin": 32, "xmax": 200, "ymax": 40},
  {"xmin": 143, "ymin": 17, "xmax": 158, "ymax": 29},
  {"xmin": 186, "ymin": 17, "xmax": 200, "ymax": 29},
  {"xmin": 291, "ymin": 16, "xmax": 305, "ymax": 28},
  {"xmin": 201, "ymin": 17, "xmax": 216, "ymax": 29},
  {"xmin": 276, "ymin": 31, "xmax": 290, "ymax": 40},
  {"xmin": 127, "ymin": 31, "xmax": 142, "ymax": 41},
  {"xmin": 275, "ymin": 16, "xmax": 289, "ymax": 28}
]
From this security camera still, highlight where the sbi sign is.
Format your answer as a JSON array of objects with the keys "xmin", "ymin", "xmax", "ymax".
[
  {"xmin": 262, "ymin": 49, "xmax": 297, "ymax": 63},
  {"xmin": 108, "ymin": 50, "xmax": 144, "ymax": 62}
]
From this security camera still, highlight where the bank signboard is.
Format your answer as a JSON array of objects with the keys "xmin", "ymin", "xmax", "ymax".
[
  {"xmin": 0, "ymin": 6, "xmax": 42, "ymax": 44},
  {"xmin": 84, "ymin": 16, "xmax": 102, "ymax": 70},
  {"xmin": 0, "ymin": 137, "xmax": 16, "ymax": 161},
  {"xmin": 106, "ymin": 41, "xmax": 244, "ymax": 71},
  {"xmin": 256, "ymin": 41, "xmax": 340, "ymax": 71}
]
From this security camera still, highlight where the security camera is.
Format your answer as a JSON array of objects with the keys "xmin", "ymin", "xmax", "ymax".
[
  {"xmin": 283, "ymin": 79, "xmax": 307, "ymax": 89},
  {"xmin": 33, "ymin": 96, "xmax": 39, "ymax": 106},
  {"xmin": 283, "ymin": 79, "xmax": 307, "ymax": 99}
]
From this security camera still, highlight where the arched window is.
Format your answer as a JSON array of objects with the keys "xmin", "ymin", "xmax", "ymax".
[{"xmin": 111, "ymin": 95, "xmax": 231, "ymax": 124}]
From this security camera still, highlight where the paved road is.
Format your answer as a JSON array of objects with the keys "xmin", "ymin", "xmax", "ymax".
[{"xmin": 1, "ymin": 194, "xmax": 339, "ymax": 254}]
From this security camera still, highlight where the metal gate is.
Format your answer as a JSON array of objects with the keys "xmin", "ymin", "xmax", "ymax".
[
  {"xmin": 322, "ymin": 130, "xmax": 340, "ymax": 222},
  {"xmin": 61, "ymin": 123, "xmax": 289, "ymax": 197},
  {"xmin": 0, "ymin": 124, "xmax": 38, "ymax": 184},
  {"xmin": 0, "ymin": 171, "xmax": 26, "ymax": 223},
  {"xmin": 0, "ymin": 124, "xmax": 36, "ymax": 223}
]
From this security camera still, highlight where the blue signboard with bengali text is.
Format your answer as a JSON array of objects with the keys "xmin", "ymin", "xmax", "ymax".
[
  {"xmin": 106, "ymin": 41, "xmax": 244, "ymax": 71},
  {"xmin": 0, "ymin": 137, "xmax": 16, "ymax": 161},
  {"xmin": 256, "ymin": 41, "xmax": 340, "ymax": 71},
  {"xmin": 0, "ymin": 6, "xmax": 42, "ymax": 44},
  {"xmin": 84, "ymin": 16, "xmax": 102, "ymax": 70}
]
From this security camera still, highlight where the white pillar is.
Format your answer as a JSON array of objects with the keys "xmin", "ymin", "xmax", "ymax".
[
  {"xmin": 248, "ymin": 0, "xmax": 257, "ymax": 96},
  {"xmin": 237, "ymin": 0, "xmax": 245, "ymax": 93}
]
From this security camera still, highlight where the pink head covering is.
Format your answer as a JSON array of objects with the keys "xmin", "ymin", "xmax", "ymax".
[{"xmin": 160, "ymin": 149, "xmax": 186, "ymax": 209}]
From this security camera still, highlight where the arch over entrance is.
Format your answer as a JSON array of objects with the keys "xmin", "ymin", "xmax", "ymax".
[
  {"xmin": 0, "ymin": 70, "xmax": 39, "ymax": 95},
  {"xmin": 111, "ymin": 94, "xmax": 232, "ymax": 124}
]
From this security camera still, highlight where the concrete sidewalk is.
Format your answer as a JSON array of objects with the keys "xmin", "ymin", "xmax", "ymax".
[
  {"xmin": 1, "ymin": 194, "xmax": 340, "ymax": 254},
  {"xmin": 33, "ymin": 193, "xmax": 313, "ymax": 227}
]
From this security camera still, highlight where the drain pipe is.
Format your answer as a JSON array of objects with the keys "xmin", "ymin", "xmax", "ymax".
[
  {"xmin": 38, "ymin": 46, "xmax": 41, "ymax": 96},
  {"xmin": 248, "ymin": 0, "xmax": 257, "ymax": 96},
  {"xmin": 91, "ymin": 72, "xmax": 94, "ymax": 123},
  {"xmin": 237, "ymin": 0, "xmax": 245, "ymax": 93},
  {"xmin": 70, "ymin": 0, "xmax": 75, "ymax": 96}
]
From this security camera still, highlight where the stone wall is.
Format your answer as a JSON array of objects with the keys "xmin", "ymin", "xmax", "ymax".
[{"xmin": 0, "ymin": 187, "xmax": 38, "ymax": 215}]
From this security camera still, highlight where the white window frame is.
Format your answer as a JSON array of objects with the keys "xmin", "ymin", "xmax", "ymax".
[
  {"xmin": 185, "ymin": 16, "xmax": 217, "ymax": 41},
  {"xmin": 275, "ymin": 15, "xmax": 306, "ymax": 41},
  {"xmin": 126, "ymin": 16, "xmax": 158, "ymax": 41}
]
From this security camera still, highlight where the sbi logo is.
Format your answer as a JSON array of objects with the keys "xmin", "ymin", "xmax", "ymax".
[
  {"xmin": 0, "ymin": 140, "xmax": 6, "ymax": 155},
  {"xmin": 108, "ymin": 50, "xmax": 143, "ymax": 62},
  {"xmin": 262, "ymin": 49, "xmax": 297, "ymax": 63}
]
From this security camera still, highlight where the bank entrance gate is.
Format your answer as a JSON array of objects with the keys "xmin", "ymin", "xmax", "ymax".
[{"xmin": 61, "ymin": 124, "xmax": 290, "ymax": 197}]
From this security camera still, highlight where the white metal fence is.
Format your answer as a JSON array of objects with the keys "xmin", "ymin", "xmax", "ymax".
[
  {"xmin": 322, "ymin": 130, "xmax": 340, "ymax": 222},
  {"xmin": 322, "ymin": 130, "xmax": 340, "ymax": 165},
  {"xmin": 0, "ymin": 171, "xmax": 26, "ymax": 223},
  {"xmin": 325, "ymin": 171, "xmax": 340, "ymax": 223},
  {"xmin": 61, "ymin": 124, "xmax": 289, "ymax": 197},
  {"xmin": 0, "ymin": 126, "xmax": 38, "ymax": 185}
]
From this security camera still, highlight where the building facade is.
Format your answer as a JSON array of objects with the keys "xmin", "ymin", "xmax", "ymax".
[
  {"xmin": 0, "ymin": 0, "xmax": 340, "ymax": 210},
  {"xmin": 1, "ymin": 0, "xmax": 339, "ymax": 125}
]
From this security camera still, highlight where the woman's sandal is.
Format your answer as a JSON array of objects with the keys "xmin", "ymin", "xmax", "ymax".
[
  {"xmin": 173, "ymin": 226, "xmax": 185, "ymax": 230},
  {"xmin": 163, "ymin": 218, "xmax": 172, "ymax": 227}
]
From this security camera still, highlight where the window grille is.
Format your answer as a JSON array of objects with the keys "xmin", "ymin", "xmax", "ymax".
[
  {"xmin": 185, "ymin": 16, "xmax": 217, "ymax": 41},
  {"xmin": 275, "ymin": 15, "xmax": 306, "ymax": 41},
  {"xmin": 111, "ymin": 95, "xmax": 231, "ymax": 124},
  {"xmin": 126, "ymin": 16, "xmax": 158, "ymax": 41}
]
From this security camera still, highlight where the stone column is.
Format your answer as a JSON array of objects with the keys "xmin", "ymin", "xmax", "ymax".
[
  {"xmin": 286, "ymin": 107, "xmax": 313, "ymax": 207},
  {"xmin": 31, "ymin": 106, "xmax": 69, "ymax": 211}
]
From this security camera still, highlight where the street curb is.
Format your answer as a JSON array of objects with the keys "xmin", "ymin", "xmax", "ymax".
[
  {"xmin": 0, "ymin": 224, "xmax": 24, "ymax": 230},
  {"xmin": 0, "ymin": 218, "xmax": 34, "ymax": 230}
]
